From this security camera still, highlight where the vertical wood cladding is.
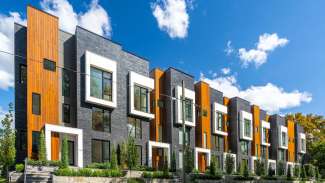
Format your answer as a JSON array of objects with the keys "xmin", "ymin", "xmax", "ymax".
[
  {"xmin": 287, "ymin": 119, "xmax": 295, "ymax": 162},
  {"xmin": 223, "ymin": 97, "xmax": 230, "ymax": 152},
  {"xmin": 195, "ymin": 82, "xmax": 211, "ymax": 149},
  {"xmin": 27, "ymin": 6, "xmax": 59, "ymax": 158},
  {"xmin": 252, "ymin": 105, "xmax": 261, "ymax": 157}
]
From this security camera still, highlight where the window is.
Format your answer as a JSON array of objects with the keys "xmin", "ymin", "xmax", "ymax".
[
  {"xmin": 214, "ymin": 136, "xmax": 223, "ymax": 151},
  {"xmin": 90, "ymin": 67, "xmax": 113, "ymax": 101},
  {"xmin": 43, "ymin": 59, "xmax": 56, "ymax": 71},
  {"xmin": 20, "ymin": 64, "xmax": 27, "ymax": 84},
  {"xmin": 179, "ymin": 152, "xmax": 183, "ymax": 169},
  {"xmin": 62, "ymin": 70, "xmax": 70, "ymax": 97},
  {"xmin": 158, "ymin": 125, "xmax": 163, "ymax": 142},
  {"xmin": 262, "ymin": 127, "xmax": 267, "ymax": 143},
  {"xmin": 281, "ymin": 132, "xmax": 287, "ymax": 147},
  {"xmin": 91, "ymin": 139, "xmax": 110, "ymax": 163},
  {"xmin": 134, "ymin": 85, "xmax": 148, "ymax": 112},
  {"xmin": 92, "ymin": 107, "xmax": 111, "ymax": 133},
  {"xmin": 62, "ymin": 104, "xmax": 70, "ymax": 123},
  {"xmin": 216, "ymin": 112, "xmax": 223, "ymax": 131},
  {"xmin": 261, "ymin": 146, "xmax": 267, "ymax": 159},
  {"xmin": 255, "ymin": 144, "xmax": 259, "ymax": 154},
  {"xmin": 301, "ymin": 138, "xmax": 306, "ymax": 152},
  {"xmin": 128, "ymin": 117, "xmax": 142, "ymax": 139},
  {"xmin": 32, "ymin": 131, "xmax": 40, "ymax": 158},
  {"xmin": 203, "ymin": 132, "xmax": 207, "ymax": 148},
  {"xmin": 179, "ymin": 128, "xmax": 190, "ymax": 145},
  {"xmin": 184, "ymin": 98, "xmax": 193, "ymax": 122},
  {"xmin": 32, "ymin": 93, "xmax": 41, "ymax": 115},
  {"xmin": 240, "ymin": 141, "xmax": 248, "ymax": 155},
  {"xmin": 279, "ymin": 149, "xmax": 285, "ymax": 161},
  {"xmin": 136, "ymin": 145, "xmax": 142, "ymax": 165},
  {"xmin": 244, "ymin": 119, "xmax": 251, "ymax": 137}
]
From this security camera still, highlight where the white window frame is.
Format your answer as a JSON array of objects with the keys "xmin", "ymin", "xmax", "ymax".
[
  {"xmin": 261, "ymin": 120, "xmax": 270, "ymax": 146},
  {"xmin": 175, "ymin": 86, "xmax": 196, "ymax": 127},
  {"xmin": 85, "ymin": 51, "xmax": 117, "ymax": 108},
  {"xmin": 194, "ymin": 147, "xmax": 211, "ymax": 170},
  {"xmin": 129, "ymin": 71, "xmax": 154, "ymax": 119},
  {"xmin": 212, "ymin": 102, "xmax": 228, "ymax": 136},
  {"xmin": 240, "ymin": 111, "xmax": 253, "ymax": 141},
  {"xmin": 299, "ymin": 133, "xmax": 306, "ymax": 154},
  {"xmin": 279, "ymin": 126, "xmax": 288, "ymax": 149},
  {"xmin": 148, "ymin": 141, "xmax": 170, "ymax": 167}
]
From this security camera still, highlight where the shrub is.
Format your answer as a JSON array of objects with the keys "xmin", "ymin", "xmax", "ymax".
[
  {"xmin": 184, "ymin": 147, "xmax": 194, "ymax": 173},
  {"xmin": 268, "ymin": 164, "xmax": 275, "ymax": 177},
  {"xmin": 111, "ymin": 145, "xmax": 118, "ymax": 170},
  {"xmin": 255, "ymin": 159, "xmax": 266, "ymax": 176},
  {"xmin": 240, "ymin": 161, "xmax": 249, "ymax": 178},
  {"xmin": 209, "ymin": 156, "xmax": 217, "ymax": 176},
  {"xmin": 143, "ymin": 171, "xmax": 172, "ymax": 179},
  {"xmin": 127, "ymin": 178, "xmax": 145, "ymax": 183},
  {"xmin": 315, "ymin": 166, "xmax": 320, "ymax": 180},
  {"xmin": 60, "ymin": 135, "xmax": 69, "ymax": 168},
  {"xmin": 190, "ymin": 172, "xmax": 222, "ymax": 180},
  {"xmin": 27, "ymin": 159, "xmax": 61, "ymax": 167},
  {"xmin": 294, "ymin": 164, "xmax": 300, "ymax": 178},
  {"xmin": 304, "ymin": 164, "xmax": 315, "ymax": 178},
  {"xmin": 277, "ymin": 161, "xmax": 285, "ymax": 176},
  {"xmin": 170, "ymin": 151, "xmax": 176, "ymax": 172},
  {"xmin": 301, "ymin": 165, "xmax": 306, "ymax": 178},
  {"xmin": 38, "ymin": 130, "xmax": 46, "ymax": 161},
  {"xmin": 163, "ymin": 156, "xmax": 169, "ymax": 177},
  {"xmin": 287, "ymin": 165, "xmax": 292, "ymax": 180},
  {"xmin": 86, "ymin": 162, "xmax": 111, "ymax": 169},
  {"xmin": 15, "ymin": 164, "xmax": 24, "ymax": 172},
  {"xmin": 54, "ymin": 168, "xmax": 122, "ymax": 177},
  {"xmin": 225, "ymin": 153, "xmax": 235, "ymax": 175}
]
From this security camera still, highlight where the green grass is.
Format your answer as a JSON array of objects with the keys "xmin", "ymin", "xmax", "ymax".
[{"xmin": 0, "ymin": 177, "xmax": 7, "ymax": 183}]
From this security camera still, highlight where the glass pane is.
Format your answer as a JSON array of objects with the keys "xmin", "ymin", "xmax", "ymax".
[
  {"xmin": 140, "ymin": 88, "xmax": 148, "ymax": 112},
  {"xmin": 90, "ymin": 67, "xmax": 103, "ymax": 99},
  {"xmin": 184, "ymin": 98, "xmax": 192, "ymax": 122},
  {"xmin": 92, "ymin": 140, "xmax": 102, "ymax": 163},
  {"xmin": 103, "ymin": 141, "xmax": 110, "ymax": 162},
  {"xmin": 134, "ymin": 86, "xmax": 141, "ymax": 111},
  {"xmin": 63, "ymin": 104, "xmax": 70, "ymax": 123},
  {"xmin": 103, "ymin": 72, "xmax": 112, "ymax": 101},
  {"xmin": 68, "ymin": 141, "xmax": 74, "ymax": 165},
  {"xmin": 92, "ymin": 108, "xmax": 103, "ymax": 131},
  {"xmin": 103, "ymin": 110, "xmax": 111, "ymax": 133},
  {"xmin": 62, "ymin": 70, "xmax": 70, "ymax": 97},
  {"xmin": 179, "ymin": 130, "xmax": 183, "ymax": 145},
  {"xmin": 32, "ymin": 93, "xmax": 41, "ymax": 115},
  {"xmin": 127, "ymin": 118, "xmax": 136, "ymax": 137},
  {"xmin": 136, "ymin": 119, "xmax": 142, "ymax": 139}
]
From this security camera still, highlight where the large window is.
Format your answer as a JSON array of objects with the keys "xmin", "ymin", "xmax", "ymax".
[
  {"xmin": 279, "ymin": 149, "xmax": 285, "ymax": 161},
  {"xmin": 20, "ymin": 64, "xmax": 27, "ymax": 84},
  {"xmin": 62, "ymin": 104, "xmax": 70, "ymax": 123},
  {"xmin": 240, "ymin": 141, "xmax": 248, "ymax": 155},
  {"xmin": 301, "ymin": 138, "xmax": 306, "ymax": 152},
  {"xmin": 91, "ymin": 139, "xmax": 110, "ymax": 163},
  {"xmin": 134, "ymin": 85, "xmax": 148, "ymax": 112},
  {"xmin": 262, "ymin": 127, "xmax": 267, "ymax": 143},
  {"xmin": 90, "ymin": 67, "xmax": 113, "ymax": 101},
  {"xmin": 216, "ymin": 112, "xmax": 223, "ymax": 131},
  {"xmin": 179, "ymin": 128, "xmax": 190, "ymax": 145},
  {"xmin": 214, "ymin": 136, "xmax": 223, "ymax": 152},
  {"xmin": 244, "ymin": 119, "xmax": 251, "ymax": 137},
  {"xmin": 92, "ymin": 107, "xmax": 111, "ymax": 133},
  {"xmin": 62, "ymin": 70, "xmax": 70, "ymax": 97},
  {"xmin": 261, "ymin": 146, "xmax": 267, "ymax": 159},
  {"xmin": 281, "ymin": 132, "xmax": 287, "ymax": 147},
  {"xmin": 32, "ymin": 93, "xmax": 41, "ymax": 115},
  {"xmin": 43, "ymin": 59, "xmax": 56, "ymax": 71},
  {"xmin": 183, "ymin": 98, "xmax": 193, "ymax": 122},
  {"xmin": 128, "ymin": 117, "xmax": 142, "ymax": 139}
]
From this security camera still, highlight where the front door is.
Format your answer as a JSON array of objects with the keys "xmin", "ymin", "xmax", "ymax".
[{"xmin": 68, "ymin": 141, "xmax": 75, "ymax": 165}]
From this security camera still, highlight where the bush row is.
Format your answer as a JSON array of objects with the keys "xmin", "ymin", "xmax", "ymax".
[
  {"xmin": 27, "ymin": 159, "xmax": 61, "ymax": 167},
  {"xmin": 142, "ymin": 171, "xmax": 172, "ymax": 179},
  {"xmin": 54, "ymin": 168, "xmax": 123, "ymax": 177}
]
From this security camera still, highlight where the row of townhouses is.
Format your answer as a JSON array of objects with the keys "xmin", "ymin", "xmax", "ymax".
[{"xmin": 14, "ymin": 6, "xmax": 306, "ymax": 173}]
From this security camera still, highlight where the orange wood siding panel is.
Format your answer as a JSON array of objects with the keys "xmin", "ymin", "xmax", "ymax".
[
  {"xmin": 195, "ymin": 82, "xmax": 211, "ymax": 149},
  {"xmin": 287, "ymin": 119, "xmax": 295, "ymax": 162},
  {"xmin": 27, "ymin": 6, "xmax": 59, "ymax": 159},
  {"xmin": 223, "ymin": 97, "xmax": 230, "ymax": 152},
  {"xmin": 51, "ymin": 132, "xmax": 59, "ymax": 160},
  {"xmin": 150, "ymin": 69, "xmax": 165, "ymax": 141},
  {"xmin": 252, "ymin": 105, "xmax": 261, "ymax": 157}
]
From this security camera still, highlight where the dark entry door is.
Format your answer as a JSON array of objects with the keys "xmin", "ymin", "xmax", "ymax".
[{"xmin": 68, "ymin": 141, "xmax": 75, "ymax": 165}]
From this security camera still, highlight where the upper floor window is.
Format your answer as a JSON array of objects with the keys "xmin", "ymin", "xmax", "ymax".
[
  {"xmin": 240, "ymin": 141, "xmax": 248, "ymax": 155},
  {"xmin": 134, "ymin": 85, "xmax": 148, "ymax": 113},
  {"xmin": 128, "ymin": 117, "xmax": 142, "ymax": 139},
  {"xmin": 244, "ymin": 119, "xmax": 251, "ymax": 137},
  {"xmin": 279, "ymin": 149, "xmax": 285, "ymax": 161},
  {"xmin": 261, "ymin": 146, "xmax": 267, "ymax": 159},
  {"xmin": 32, "ymin": 93, "xmax": 41, "ymax": 115},
  {"xmin": 301, "ymin": 138, "xmax": 306, "ymax": 152},
  {"xmin": 20, "ymin": 64, "xmax": 27, "ymax": 84},
  {"xmin": 92, "ymin": 107, "xmax": 111, "ymax": 133},
  {"xmin": 262, "ymin": 127, "xmax": 267, "ymax": 143},
  {"xmin": 281, "ymin": 132, "xmax": 287, "ymax": 147},
  {"xmin": 62, "ymin": 104, "xmax": 70, "ymax": 123},
  {"xmin": 62, "ymin": 70, "xmax": 70, "ymax": 97},
  {"xmin": 203, "ymin": 132, "xmax": 207, "ymax": 148},
  {"xmin": 183, "ymin": 98, "xmax": 193, "ymax": 122},
  {"xmin": 214, "ymin": 136, "xmax": 223, "ymax": 152},
  {"xmin": 179, "ymin": 128, "xmax": 190, "ymax": 145},
  {"xmin": 90, "ymin": 67, "xmax": 113, "ymax": 102},
  {"xmin": 216, "ymin": 112, "xmax": 223, "ymax": 131},
  {"xmin": 43, "ymin": 59, "xmax": 56, "ymax": 71}
]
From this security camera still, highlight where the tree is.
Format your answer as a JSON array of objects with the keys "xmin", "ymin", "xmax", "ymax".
[
  {"xmin": 225, "ymin": 153, "xmax": 235, "ymax": 175},
  {"xmin": 60, "ymin": 135, "xmax": 69, "ymax": 168},
  {"xmin": 120, "ymin": 142, "xmax": 128, "ymax": 169},
  {"xmin": 163, "ymin": 156, "xmax": 169, "ymax": 177},
  {"xmin": 301, "ymin": 165, "xmax": 306, "ymax": 179},
  {"xmin": 255, "ymin": 159, "xmax": 266, "ymax": 176},
  {"xmin": 240, "ymin": 161, "xmax": 249, "ymax": 178},
  {"xmin": 184, "ymin": 147, "xmax": 194, "ymax": 173},
  {"xmin": 287, "ymin": 165, "xmax": 292, "ymax": 179},
  {"xmin": 0, "ymin": 103, "xmax": 16, "ymax": 178},
  {"xmin": 294, "ymin": 164, "xmax": 300, "ymax": 178},
  {"xmin": 309, "ymin": 141, "xmax": 325, "ymax": 178},
  {"xmin": 126, "ymin": 136, "xmax": 139, "ymax": 170},
  {"xmin": 111, "ymin": 145, "xmax": 118, "ymax": 170},
  {"xmin": 171, "ymin": 151, "xmax": 176, "ymax": 172},
  {"xmin": 277, "ymin": 161, "xmax": 285, "ymax": 176},
  {"xmin": 38, "ymin": 130, "xmax": 46, "ymax": 161},
  {"xmin": 209, "ymin": 156, "xmax": 217, "ymax": 176}
]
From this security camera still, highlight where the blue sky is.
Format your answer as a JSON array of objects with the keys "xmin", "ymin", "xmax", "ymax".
[{"xmin": 0, "ymin": 0, "xmax": 324, "ymax": 118}]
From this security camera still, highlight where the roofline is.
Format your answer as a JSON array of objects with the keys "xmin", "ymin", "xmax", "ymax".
[
  {"xmin": 76, "ymin": 26, "xmax": 122, "ymax": 46},
  {"xmin": 167, "ymin": 67, "xmax": 194, "ymax": 78},
  {"xmin": 27, "ymin": 5, "xmax": 58, "ymax": 19}
]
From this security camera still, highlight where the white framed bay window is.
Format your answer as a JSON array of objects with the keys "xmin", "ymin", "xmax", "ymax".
[
  {"xmin": 175, "ymin": 86, "xmax": 196, "ymax": 127},
  {"xmin": 212, "ymin": 102, "xmax": 228, "ymax": 136},
  {"xmin": 240, "ymin": 111, "xmax": 253, "ymax": 141}
]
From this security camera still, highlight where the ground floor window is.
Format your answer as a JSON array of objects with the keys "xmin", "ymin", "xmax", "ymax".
[
  {"xmin": 32, "ymin": 131, "xmax": 40, "ymax": 159},
  {"xmin": 178, "ymin": 152, "xmax": 183, "ymax": 169},
  {"xmin": 92, "ymin": 139, "xmax": 110, "ymax": 163},
  {"xmin": 240, "ymin": 141, "xmax": 249, "ymax": 155},
  {"xmin": 136, "ymin": 145, "xmax": 142, "ymax": 165}
]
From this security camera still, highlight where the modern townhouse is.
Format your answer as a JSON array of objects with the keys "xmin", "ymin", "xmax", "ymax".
[
  {"xmin": 15, "ymin": 6, "xmax": 154, "ymax": 167},
  {"xmin": 14, "ymin": 5, "xmax": 307, "ymax": 172}
]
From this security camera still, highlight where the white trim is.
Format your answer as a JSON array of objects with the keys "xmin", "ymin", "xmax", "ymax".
[
  {"xmin": 194, "ymin": 147, "xmax": 211, "ymax": 170},
  {"xmin": 176, "ymin": 86, "xmax": 196, "ymax": 127},
  {"xmin": 223, "ymin": 153, "xmax": 237, "ymax": 171},
  {"xmin": 261, "ymin": 120, "xmax": 270, "ymax": 146},
  {"xmin": 212, "ymin": 103, "xmax": 228, "ymax": 136},
  {"xmin": 148, "ymin": 141, "xmax": 170, "ymax": 167},
  {"xmin": 299, "ymin": 133, "xmax": 306, "ymax": 154},
  {"xmin": 268, "ymin": 159, "xmax": 277, "ymax": 174},
  {"xmin": 251, "ymin": 156, "xmax": 258, "ymax": 173},
  {"xmin": 44, "ymin": 124, "xmax": 83, "ymax": 167},
  {"xmin": 85, "ymin": 50, "xmax": 117, "ymax": 108},
  {"xmin": 279, "ymin": 126, "xmax": 288, "ymax": 149},
  {"xmin": 129, "ymin": 71, "xmax": 155, "ymax": 119},
  {"xmin": 240, "ymin": 111, "xmax": 253, "ymax": 141}
]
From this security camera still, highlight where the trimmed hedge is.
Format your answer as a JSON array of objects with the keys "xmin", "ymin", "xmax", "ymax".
[
  {"xmin": 86, "ymin": 162, "xmax": 111, "ymax": 169},
  {"xmin": 191, "ymin": 173, "xmax": 222, "ymax": 180},
  {"xmin": 143, "ymin": 171, "xmax": 172, "ymax": 179},
  {"xmin": 54, "ymin": 168, "xmax": 123, "ymax": 177},
  {"xmin": 15, "ymin": 164, "xmax": 24, "ymax": 172},
  {"xmin": 28, "ymin": 159, "xmax": 61, "ymax": 167}
]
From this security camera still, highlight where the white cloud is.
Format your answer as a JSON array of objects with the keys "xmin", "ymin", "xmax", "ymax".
[
  {"xmin": 152, "ymin": 0, "xmax": 190, "ymax": 38},
  {"xmin": 224, "ymin": 40, "xmax": 234, "ymax": 56},
  {"xmin": 238, "ymin": 33, "xmax": 289, "ymax": 68},
  {"xmin": 0, "ymin": 12, "xmax": 26, "ymax": 90},
  {"xmin": 41, "ymin": 0, "xmax": 111, "ymax": 37},
  {"xmin": 200, "ymin": 72, "xmax": 312, "ymax": 114},
  {"xmin": 221, "ymin": 67, "xmax": 230, "ymax": 75}
]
